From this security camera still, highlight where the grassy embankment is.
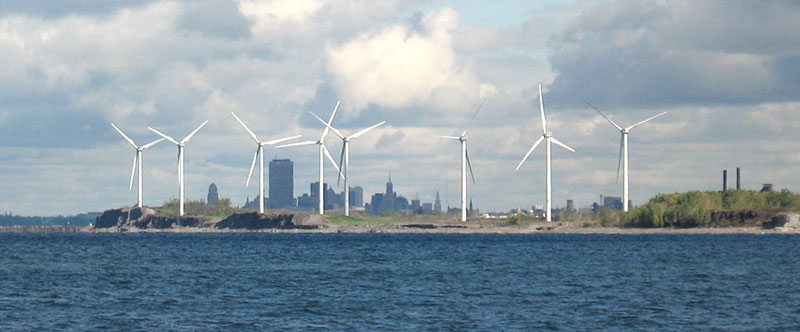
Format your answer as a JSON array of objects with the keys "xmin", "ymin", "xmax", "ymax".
[
  {"xmin": 323, "ymin": 211, "xmax": 446, "ymax": 225},
  {"xmin": 155, "ymin": 198, "xmax": 240, "ymax": 219},
  {"xmin": 588, "ymin": 189, "xmax": 800, "ymax": 228}
]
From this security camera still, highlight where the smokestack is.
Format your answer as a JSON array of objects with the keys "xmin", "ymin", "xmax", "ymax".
[
  {"xmin": 723, "ymin": 169, "xmax": 728, "ymax": 192},
  {"xmin": 736, "ymin": 167, "xmax": 741, "ymax": 190}
]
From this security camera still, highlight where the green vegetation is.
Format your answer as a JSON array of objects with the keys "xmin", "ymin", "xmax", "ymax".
[
  {"xmin": 601, "ymin": 189, "xmax": 800, "ymax": 228},
  {"xmin": 324, "ymin": 212, "xmax": 419, "ymax": 225},
  {"xmin": 505, "ymin": 213, "xmax": 534, "ymax": 226},
  {"xmin": 157, "ymin": 198, "xmax": 241, "ymax": 218}
]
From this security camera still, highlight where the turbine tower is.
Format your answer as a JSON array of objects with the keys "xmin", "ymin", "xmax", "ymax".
[
  {"xmin": 311, "ymin": 113, "xmax": 385, "ymax": 217},
  {"xmin": 231, "ymin": 112, "xmax": 302, "ymax": 214},
  {"xmin": 110, "ymin": 123, "xmax": 164, "ymax": 208},
  {"xmin": 516, "ymin": 84, "xmax": 575, "ymax": 222},
  {"xmin": 277, "ymin": 101, "xmax": 342, "ymax": 215},
  {"xmin": 586, "ymin": 102, "xmax": 667, "ymax": 212},
  {"xmin": 436, "ymin": 100, "xmax": 485, "ymax": 222},
  {"xmin": 148, "ymin": 121, "xmax": 208, "ymax": 216}
]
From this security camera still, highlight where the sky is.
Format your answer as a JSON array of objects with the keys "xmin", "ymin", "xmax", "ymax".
[{"xmin": 1, "ymin": 0, "xmax": 800, "ymax": 216}]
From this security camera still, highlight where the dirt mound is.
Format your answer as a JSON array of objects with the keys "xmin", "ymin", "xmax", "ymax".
[
  {"xmin": 216, "ymin": 212, "xmax": 321, "ymax": 230},
  {"xmin": 95, "ymin": 207, "xmax": 153, "ymax": 228}
]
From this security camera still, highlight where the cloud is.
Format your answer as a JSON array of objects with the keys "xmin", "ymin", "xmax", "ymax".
[
  {"xmin": 239, "ymin": 0, "xmax": 324, "ymax": 23},
  {"xmin": 0, "ymin": 0, "xmax": 157, "ymax": 19},
  {"xmin": 546, "ymin": 0, "xmax": 800, "ymax": 109},
  {"xmin": 177, "ymin": 0, "xmax": 252, "ymax": 39},
  {"xmin": 325, "ymin": 7, "xmax": 495, "ymax": 117}
]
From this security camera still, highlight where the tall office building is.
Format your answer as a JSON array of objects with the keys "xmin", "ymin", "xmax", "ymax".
[
  {"xmin": 434, "ymin": 191, "xmax": 442, "ymax": 213},
  {"xmin": 349, "ymin": 186, "xmax": 364, "ymax": 207},
  {"xmin": 269, "ymin": 159, "xmax": 294, "ymax": 209},
  {"xmin": 207, "ymin": 183, "xmax": 219, "ymax": 205}
]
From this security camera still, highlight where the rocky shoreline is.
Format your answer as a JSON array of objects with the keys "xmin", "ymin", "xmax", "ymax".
[{"xmin": 2, "ymin": 208, "xmax": 800, "ymax": 235}]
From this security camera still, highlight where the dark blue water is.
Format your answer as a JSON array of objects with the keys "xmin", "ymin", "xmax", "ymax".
[{"xmin": 1, "ymin": 233, "xmax": 799, "ymax": 331}]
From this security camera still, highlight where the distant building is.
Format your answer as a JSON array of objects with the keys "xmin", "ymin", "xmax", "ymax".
[
  {"xmin": 422, "ymin": 202, "xmax": 433, "ymax": 211},
  {"xmin": 411, "ymin": 199, "xmax": 421, "ymax": 212},
  {"xmin": 370, "ymin": 193, "xmax": 384, "ymax": 214},
  {"xmin": 207, "ymin": 183, "xmax": 219, "ymax": 205},
  {"xmin": 243, "ymin": 195, "xmax": 266, "ymax": 210},
  {"xmin": 269, "ymin": 159, "xmax": 294, "ymax": 209},
  {"xmin": 761, "ymin": 183, "xmax": 773, "ymax": 192},
  {"xmin": 369, "ymin": 176, "xmax": 409, "ymax": 215},
  {"xmin": 566, "ymin": 199, "xmax": 574, "ymax": 212},
  {"xmin": 325, "ymin": 186, "xmax": 344, "ymax": 210},
  {"xmin": 349, "ymin": 186, "xmax": 364, "ymax": 208},
  {"xmin": 297, "ymin": 193, "xmax": 316, "ymax": 210},
  {"xmin": 434, "ymin": 191, "xmax": 442, "ymax": 213},
  {"xmin": 603, "ymin": 196, "xmax": 624, "ymax": 210},
  {"xmin": 298, "ymin": 182, "xmax": 338, "ymax": 211}
]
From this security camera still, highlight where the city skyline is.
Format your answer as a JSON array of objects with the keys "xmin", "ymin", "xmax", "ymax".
[{"xmin": 1, "ymin": 1, "xmax": 799, "ymax": 215}]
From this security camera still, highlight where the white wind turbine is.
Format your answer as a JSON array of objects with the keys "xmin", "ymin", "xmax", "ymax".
[
  {"xmin": 148, "ymin": 121, "xmax": 208, "ymax": 216},
  {"xmin": 516, "ymin": 84, "xmax": 575, "ymax": 222},
  {"xmin": 586, "ymin": 102, "xmax": 667, "ymax": 212},
  {"xmin": 311, "ymin": 112, "xmax": 385, "ymax": 217},
  {"xmin": 276, "ymin": 101, "xmax": 342, "ymax": 215},
  {"xmin": 230, "ymin": 112, "xmax": 302, "ymax": 214},
  {"xmin": 436, "ymin": 100, "xmax": 485, "ymax": 222},
  {"xmin": 110, "ymin": 124, "xmax": 164, "ymax": 208}
]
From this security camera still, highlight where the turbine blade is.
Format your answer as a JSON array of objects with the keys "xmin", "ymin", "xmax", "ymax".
[
  {"xmin": 246, "ymin": 148, "xmax": 258, "ymax": 187},
  {"xmin": 551, "ymin": 137, "xmax": 576, "ymax": 153},
  {"xmin": 181, "ymin": 120, "xmax": 208, "ymax": 144},
  {"xmin": 148, "ymin": 127, "xmax": 179, "ymax": 145},
  {"xmin": 129, "ymin": 153, "xmax": 137, "ymax": 191},
  {"xmin": 311, "ymin": 112, "xmax": 345, "ymax": 139},
  {"xmin": 276, "ymin": 140, "xmax": 317, "ymax": 148},
  {"xmin": 516, "ymin": 136, "xmax": 545, "ymax": 171},
  {"xmin": 616, "ymin": 134, "xmax": 623, "ymax": 184},
  {"xmin": 111, "ymin": 123, "xmax": 138, "ymax": 149},
  {"xmin": 350, "ymin": 121, "xmax": 386, "ymax": 139},
  {"xmin": 264, "ymin": 134, "xmax": 302, "ymax": 146},
  {"xmin": 140, "ymin": 138, "xmax": 164, "ymax": 150},
  {"xmin": 434, "ymin": 135, "xmax": 461, "ymax": 140},
  {"xmin": 584, "ymin": 100, "xmax": 623, "ymax": 131},
  {"xmin": 321, "ymin": 100, "xmax": 341, "ymax": 141},
  {"xmin": 230, "ymin": 112, "xmax": 260, "ymax": 143},
  {"xmin": 322, "ymin": 145, "xmax": 341, "ymax": 174},
  {"xmin": 539, "ymin": 84, "xmax": 547, "ymax": 134},
  {"xmin": 461, "ymin": 98, "xmax": 486, "ymax": 136},
  {"xmin": 466, "ymin": 148, "xmax": 475, "ymax": 183},
  {"xmin": 337, "ymin": 141, "xmax": 345, "ymax": 186},
  {"xmin": 628, "ymin": 111, "xmax": 668, "ymax": 130}
]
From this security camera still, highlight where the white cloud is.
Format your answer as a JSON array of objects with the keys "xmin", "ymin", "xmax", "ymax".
[
  {"xmin": 325, "ymin": 7, "xmax": 495, "ymax": 115},
  {"xmin": 239, "ymin": 0, "xmax": 324, "ymax": 23}
]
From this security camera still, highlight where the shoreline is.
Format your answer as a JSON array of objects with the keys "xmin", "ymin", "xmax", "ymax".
[{"xmin": 2, "ymin": 223, "xmax": 798, "ymax": 235}]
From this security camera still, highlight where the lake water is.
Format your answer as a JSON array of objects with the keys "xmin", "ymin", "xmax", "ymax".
[{"xmin": 1, "ymin": 233, "xmax": 799, "ymax": 331}]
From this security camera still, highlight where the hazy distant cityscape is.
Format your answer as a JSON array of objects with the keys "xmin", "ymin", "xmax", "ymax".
[{"xmin": 231, "ymin": 157, "xmax": 655, "ymax": 218}]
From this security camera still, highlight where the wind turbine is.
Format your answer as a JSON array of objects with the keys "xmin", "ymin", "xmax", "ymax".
[
  {"xmin": 148, "ymin": 121, "xmax": 208, "ymax": 216},
  {"xmin": 436, "ymin": 100, "xmax": 485, "ymax": 222},
  {"xmin": 586, "ymin": 102, "xmax": 667, "ymax": 212},
  {"xmin": 276, "ymin": 101, "xmax": 342, "ymax": 215},
  {"xmin": 516, "ymin": 84, "xmax": 575, "ymax": 222},
  {"xmin": 230, "ymin": 112, "xmax": 301, "ymax": 214},
  {"xmin": 110, "ymin": 124, "xmax": 164, "ymax": 208},
  {"xmin": 311, "ymin": 112, "xmax": 385, "ymax": 217}
]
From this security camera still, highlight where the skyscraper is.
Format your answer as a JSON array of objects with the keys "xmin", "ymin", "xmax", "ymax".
[
  {"xmin": 207, "ymin": 183, "xmax": 218, "ymax": 205},
  {"xmin": 269, "ymin": 159, "xmax": 294, "ymax": 209},
  {"xmin": 434, "ymin": 191, "xmax": 442, "ymax": 213},
  {"xmin": 349, "ymin": 186, "xmax": 364, "ymax": 207}
]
